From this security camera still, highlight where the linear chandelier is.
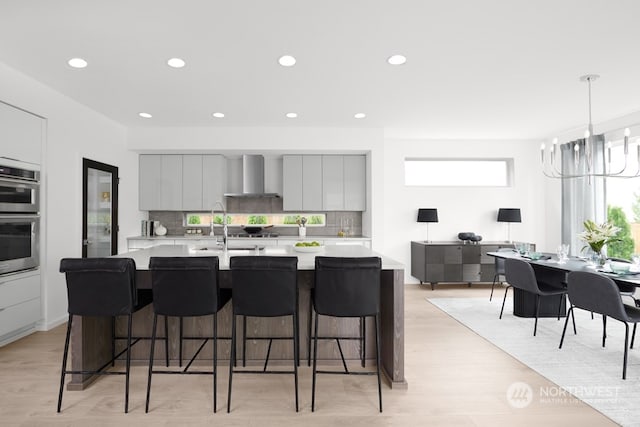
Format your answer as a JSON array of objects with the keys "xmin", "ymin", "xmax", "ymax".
[{"xmin": 540, "ymin": 74, "xmax": 640, "ymax": 179}]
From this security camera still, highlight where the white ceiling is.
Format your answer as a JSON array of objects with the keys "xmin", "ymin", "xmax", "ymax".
[{"xmin": 1, "ymin": 0, "xmax": 639, "ymax": 140}]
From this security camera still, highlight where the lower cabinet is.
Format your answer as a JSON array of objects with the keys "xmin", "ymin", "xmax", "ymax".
[
  {"xmin": 0, "ymin": 270, "xmax": 41, "ymax": 346},
  {"xmin": 411, "ymin": 241, "xmax": 516, "ymax": 289}
]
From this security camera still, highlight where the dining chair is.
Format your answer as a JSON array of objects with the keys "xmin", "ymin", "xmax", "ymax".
[
  {"xmin": 490, "ymin": 247, "xmax": 517, "ymax": 301},
  {"xmin": 500, "ymin": 258, "xmax": 570, "ymax": 336},
  {"xmin": 560, "ymin": 271, "xmax": 640, "ymax": 379}
]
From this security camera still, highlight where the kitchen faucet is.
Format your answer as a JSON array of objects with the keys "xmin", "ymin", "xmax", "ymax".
[{"xmin": 211, "ymin": 201, "xmax": 228, "ymax": 251}]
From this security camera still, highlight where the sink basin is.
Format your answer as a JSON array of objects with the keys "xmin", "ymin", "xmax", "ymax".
[{"xmin": 191, "ymin": 245, "xmax": 265, "ymax": 253}]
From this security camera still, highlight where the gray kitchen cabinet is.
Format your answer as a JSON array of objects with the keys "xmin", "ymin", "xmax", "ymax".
[
  {"xmin": 181, "ymin": 154, "xmax": 227, "ymax": 211},
  {"xmin": 322, "ymin": 155, "xmax": 344, "ymax": 210},
  {"xmin": 0, "ymin": 101, "xmax": 43, "ymax": 164},
  {"xmin": 283, "ymin": 155, "xmax": 303, "ymax": 210},
  {"xmin": 344, "ymin": 155, "xmax": 366, "ymax": 210},
  {"xmin": 411, "ymin": 241, "xmax": 516, "ymax": 289},
  {"xmin": 202, "ymin": 155, "xmax": 226, "ymax": 210},
  {"xmin": 302, "ymin": 156, "xmax": 323, "ymax": 210},
  {"xmin": 139, "ymin": 154, "xmax": 183, "ymax": 211},
  {"xmin": 283, "ymin": 155, "xmax": 323, "ymax": 211}
]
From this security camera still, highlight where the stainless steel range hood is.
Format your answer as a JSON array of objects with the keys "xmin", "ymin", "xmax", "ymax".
[{"xmin": 224, "ymin": 155, "xmax": 280, "ymax": 197}]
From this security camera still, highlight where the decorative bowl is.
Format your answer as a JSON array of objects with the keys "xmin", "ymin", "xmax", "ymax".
[
  {"xmin": 457, "ymin": 232, "xmax": 476, "ymax": 241},
  {"xmin": 609, "ymin": 261, "xmax": 631, "ymax": 274},
  {"xmin": 469, "ymin": 234, "xmax": 483, "ymax": 243}
]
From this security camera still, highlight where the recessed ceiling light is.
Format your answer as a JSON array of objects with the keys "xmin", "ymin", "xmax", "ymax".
[
  {"xmin": 212, "ymin": 112, "xmax": 225, "ymax": 118},
  {"xmin": 286, "ymin": 112, "xmax": 298, "ymax": 118},
  {"xmin": 354, "ymin": 113, "xmax": 366, "ymax": 119},
  {"xmin": 278, "ymin": 55, "xmax": 296, "ymax": 67},
  {"xmin": 138, "ymin": 112, "xmax": 152, "ymax": 119},
  {"xmin": 68, "ymin": 58, "xmax": 88, "ymax": 68},
  {"xmin": 167, "ymin": 58, "xmax": 186, "ymax": 68},
  {"xmin": 387, "ymin": 54, "xmax": 407, "ymax": 65}
]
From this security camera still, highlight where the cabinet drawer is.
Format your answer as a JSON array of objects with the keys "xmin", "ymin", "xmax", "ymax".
[
  {"xmin": 0, "ymin": 297, "xmax": 41, "ymax": 338},
  {"xmin": 0, "ymin": 273, "xmax": 40, "ymax": 309}
]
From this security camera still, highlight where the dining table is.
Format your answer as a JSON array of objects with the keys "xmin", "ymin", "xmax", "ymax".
[{"xmin": 488, "ymin": 250, "xmax": 640, "ymax": 318}]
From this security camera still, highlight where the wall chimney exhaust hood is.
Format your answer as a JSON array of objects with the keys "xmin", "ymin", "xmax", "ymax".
[{"xmin": 224, "ymin": 155, "xmax": 280, "ymax": 197}]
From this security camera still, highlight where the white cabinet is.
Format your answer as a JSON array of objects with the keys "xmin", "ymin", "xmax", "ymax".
[
  {"xmin": 182, "ymin": 155, "xmax": 203, "ymax": 210},
  {"xmin": 0, "ymin": 101, "xmax": 43, "ymax": 165},
  {"xmin": 0, "ymin": 270, "xmax": 41, "ymax": 346},
  {"xmin": 324, "ymin": 239, "xmax": 371, "ymax": 248},
  {"xmin": 139, "ymin": 154, "xmax": 182, "ymax": 211}
]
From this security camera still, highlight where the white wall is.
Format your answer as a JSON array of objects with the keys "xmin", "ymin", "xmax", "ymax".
[
  {"xmin": 0, "ymin": 62, "xmax": 143, "ymax": 329},
  {"xmin": 383, "ymin": 138, "xmax": 553, "ymax": 283}
]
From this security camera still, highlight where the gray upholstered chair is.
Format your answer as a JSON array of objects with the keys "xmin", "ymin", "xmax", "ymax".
[
  {"xmin": 490, "ymin": 247, "xmax": 516, "ymax": 301},
  {"xmin": 500, "ymin": 258, "xmax": 569, "ymax": 336},
  {"xmin": 559, "ymin": 271, "xmax": 640, "ymax": 379}
]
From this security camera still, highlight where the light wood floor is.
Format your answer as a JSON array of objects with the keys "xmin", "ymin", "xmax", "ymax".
[{"xmin": 0, "ymin": 284, "xmax": 616, "ymax": 426}]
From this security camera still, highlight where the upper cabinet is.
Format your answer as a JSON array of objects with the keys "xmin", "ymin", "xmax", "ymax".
[
  {"xmin": 139, "ymin": 154, "xmax": 226, "ymax": 211},
  {"xmin": 0, "ymin": 101, "xmax": 43, "ymax": 165},
  {"xmin": 283, "ymin": 154, "xmax": 366, "ymax": 211}
]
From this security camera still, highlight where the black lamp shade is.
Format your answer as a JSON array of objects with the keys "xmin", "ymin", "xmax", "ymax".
[
  {"xmin": 417, "ymin": 208, "xmax": 438, "ymax": 223},
  {"xmin": 497, "ymin": 208, "xmax": 521, "ymax": 223}
]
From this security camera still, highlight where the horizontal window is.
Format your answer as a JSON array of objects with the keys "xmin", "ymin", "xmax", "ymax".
[
  {"xmin": 404, "ymin": 158, "xmax": 512, "ymax": 187},
  {"xmin": 184, "ymin": 213, "xmax": 326, "ymax": 227}
]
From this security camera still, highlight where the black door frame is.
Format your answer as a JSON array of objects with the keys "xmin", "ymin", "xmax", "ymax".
[{"xmin": 82, "ymin": 158, "xmax": 119, "ymax": 257}]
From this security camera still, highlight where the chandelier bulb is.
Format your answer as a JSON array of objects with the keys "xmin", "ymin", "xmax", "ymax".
[
  {"xmin": 625, "ymin": 128, "xmax": 631, "ymax": 137},
  {"xmin": 584, "ymin": 130, "xmax": 591, "ymax": 138}
]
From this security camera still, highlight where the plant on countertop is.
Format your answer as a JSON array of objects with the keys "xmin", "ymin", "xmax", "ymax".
[
  {"xmin": 578, "ymin": 219, "xmax": 621, "ymax": 255},
  {"xmin": 187, "ymin": 215, "xmax": 201, "ymax": 224}
]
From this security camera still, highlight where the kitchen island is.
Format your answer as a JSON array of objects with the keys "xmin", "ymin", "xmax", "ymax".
[{"xmin": 67, "ymin": 245, "xmax": 406, "ymax": 390}]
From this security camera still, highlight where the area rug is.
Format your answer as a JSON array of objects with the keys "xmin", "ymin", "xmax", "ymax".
[{"xmin": 428, "ymin": 296, "xmax": 640, "ymax": 427}]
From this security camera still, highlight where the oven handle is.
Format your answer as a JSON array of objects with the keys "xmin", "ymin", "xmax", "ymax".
[{"xmin": 0, "ymin": 176, "xmax": 40, "ymax": 186}]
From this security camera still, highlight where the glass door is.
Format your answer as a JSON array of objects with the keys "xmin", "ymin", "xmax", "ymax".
[{"xmin": 82, "ymin": 158, "xmax": 118, "ymax": 257}]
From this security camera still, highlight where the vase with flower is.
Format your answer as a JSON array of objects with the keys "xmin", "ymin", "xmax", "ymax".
[{"xmin": 577, "ymin": 220, "xmax": 621, "ymax": 267}]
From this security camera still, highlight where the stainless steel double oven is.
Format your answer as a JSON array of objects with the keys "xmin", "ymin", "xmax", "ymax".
[{"xmin": 0, "ymin": 162, "xmax": 40, "ymax": 275}]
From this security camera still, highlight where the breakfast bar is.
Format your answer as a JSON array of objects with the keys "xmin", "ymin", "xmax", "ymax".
[{"xmin": 66, "ymin": 245, "xmax": 407, "ymax": 390}]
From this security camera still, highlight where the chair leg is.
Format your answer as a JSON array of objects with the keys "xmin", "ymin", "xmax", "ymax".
[
  {"xmin": 632, "ymin": 323, "xmax": 637, "ymax": 349},
  {"xmin": 602, "ymin": 315, "xmax": 607, "ymax": 348},
  {"xmin": 111, "ymin": 316, "xmax": 116, "ymax": 367},
  {"xmin": 213, "ymin": 313, "xmax": 218, "ymax": 413},
  {"xmin": 124, "ymin": 314, "xmax": 132, "ymax": 413},
  {"xmin": 499, "ymin": 286, "xmax": 511, "ymax": 319},
  {"xmin": 311, "ymin": 312, "xmax": 320, "ymax": 412},
  {"xmin": 57, "ymin": 315, "xmax": 73, "ymax": 413},
  {"xmin": 361, "ymin": 316, "xmax": 366, "ymax": 368},
  {"xmin": 490, "ymin": 274, "xmax": 498, "ymax": 301},
  {"xmin": 179, "ymin": 316, "xmax": 183, "ymax": 367},
  {"xmin": 623, "ymin": 322, "xmax": 630, "ymax": 380},
  {"xmin": 164, "ymin": 315, "xmax": 169, "ymax": 367},
  {"xmin": 145, "ymin": 314, "xmax": 159, "ymax": 413},
  {"xmin": 293, "ymin": 312, "xmax": 299, "ymax": 412},
  {"xmin": 559, "ymin": 306, "xmax": 573, "ymax": 349},
  {"xmin": 308, "ymin": 291, "xmax": 313, "ymax": 367},
  {"xmin": 557, "ymin": 294, "xmax": 564, "ymax": 320},
  {"xmin": 533, "ymin": 295, "xmax": 540, "ymax": 336},
  {"xmin": 375, "ymin": 313, "xmax": 383, "ymax": 413},
  {"xmin": 227, "ymin": 314, "xmax": 236, "ymax": 413},
  {"xmin": 242, "ymin": 316, "xmax": 247, "ymax": 367}
]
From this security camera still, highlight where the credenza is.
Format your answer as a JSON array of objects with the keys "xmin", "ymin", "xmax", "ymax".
[{"xmin": 411, "ymin": 241, "xmax": 524, "ymax": 289}]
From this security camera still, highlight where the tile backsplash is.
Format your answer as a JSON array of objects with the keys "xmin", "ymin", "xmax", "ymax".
[{"xmin": 148, "ymin": 197, "xmax": 362, "ymax": 237}]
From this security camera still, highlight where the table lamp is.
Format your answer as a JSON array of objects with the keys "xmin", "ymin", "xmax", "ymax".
[
  {"xmin": 497, "ymin": 208, "xmax": 521, "ymax": 243},
  {"xmin": 417, "ymin": 208, "xmax": 438, "ymax": 242}
]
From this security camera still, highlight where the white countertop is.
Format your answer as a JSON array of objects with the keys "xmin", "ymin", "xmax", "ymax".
[{"xmin": 115, "ymin": 244, "xmax": 403, "ymax": 270}]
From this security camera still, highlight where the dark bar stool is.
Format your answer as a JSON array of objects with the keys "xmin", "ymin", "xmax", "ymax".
[
  {"xmin": 227, "ymin": 256, "xmax": 299, "ymax": 413},
  {"xmin": 311, "ymin": 256, "xmax": 382, "ymax": 412},
  {"xmin": 58, "ymin": 258, "xmax": 143, "ymax": 413},
  {"xmin": 145, "ymin": 256, "xmax": 231, "ymax": 412}
]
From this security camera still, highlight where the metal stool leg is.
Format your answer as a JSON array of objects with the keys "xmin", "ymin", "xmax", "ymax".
[
  {"xmin": 57, "ymin": 315, "xmax": 73, "ymax": 413},
  {"xmin": 375, "ymin": 313, "xmax": 382, "ymax": 413},
  {"xmin": 145, "ymin": 314, "xmax": 158, "ymax": 413},
  {"xmin": 227, "ymin": 314, "xmax": 236, "ymax": 413}
]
